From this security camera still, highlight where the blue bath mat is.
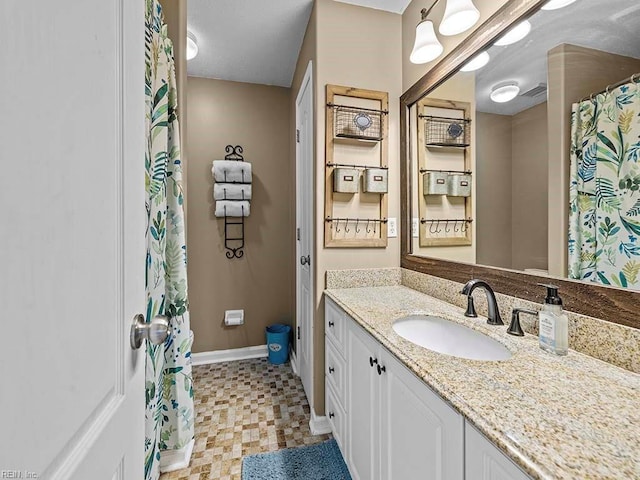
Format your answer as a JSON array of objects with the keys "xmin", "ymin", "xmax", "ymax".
[{"xmin": 242, "ymin": 439, "xmax": 351, "ymax": 480}]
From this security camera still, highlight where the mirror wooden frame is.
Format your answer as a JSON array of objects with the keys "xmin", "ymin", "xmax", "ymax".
[{"xmin": 400, "ymin": 0, "xmax": 640, "ymax": 330}]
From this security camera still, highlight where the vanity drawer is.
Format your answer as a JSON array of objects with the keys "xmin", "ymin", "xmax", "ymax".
[
  {"xmin": 326, "ymin": 340, "xmax": 347, "ymax": 409},
  {"xmin": 326, "ymin": 382, "xmax": 347, "ymax": 453},
  {"xmin": 325, "ymin": 297, "xmax": 346, "ymax": 354}
]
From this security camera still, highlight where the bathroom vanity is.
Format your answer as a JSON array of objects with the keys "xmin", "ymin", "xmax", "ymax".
[{"xmin": 323, "ymin": 285, "xmax": 639, "ymax": 480}]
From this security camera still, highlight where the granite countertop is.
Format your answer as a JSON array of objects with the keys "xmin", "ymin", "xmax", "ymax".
[{"xmin": 325, "ymin": 285, "xmax": 640, "ymax": 480}]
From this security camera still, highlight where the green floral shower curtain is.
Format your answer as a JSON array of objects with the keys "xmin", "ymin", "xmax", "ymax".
[
  {"xmin": 568, "ymin": 79, "xmax": 640, "ymax": 290},
  {"xmin": 145, "ymin": 1, "xmax": 194, "ymax": 479}
]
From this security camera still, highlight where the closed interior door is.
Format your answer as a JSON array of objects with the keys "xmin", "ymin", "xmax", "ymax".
[
  {"xmin": 1, "ymin": 1, "xmax": 146, "ymax": 478},
  {"xmin": 296, "ymin": 61, "xmax": 314, "ymax": 402}
]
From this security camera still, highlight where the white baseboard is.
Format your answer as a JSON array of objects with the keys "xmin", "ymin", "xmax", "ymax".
[
  {"xmin": 159, "ymin": 438, "xmax": 194, "ymax": 473},
  {"xmin": 309, "ymin": 409, "xmax": 332, "ymax": 436},
  {"xmin": 290, "ymin": 348, "xmax": 299, "ymax": 376},
  {"xmin": 191, "ymin": 345, "xmax": 268, "ymax": 366}
]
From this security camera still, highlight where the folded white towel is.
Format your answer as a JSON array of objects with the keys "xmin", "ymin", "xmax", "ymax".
[
  {"xmin": 215, "ymin": 200, "xmax": 250, "ymax": 218},
  {"xmin": 212, "ymin": 160, "xmax": 252, "ymax": 183},
  {"xmin": 213, "ymin": 183, "xmax": 252, "ymax": 201}
]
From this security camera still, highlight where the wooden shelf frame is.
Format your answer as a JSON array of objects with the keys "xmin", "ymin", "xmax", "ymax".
[
  {"xmin": 325, "ymin": 85, "xmax": 389, "ymax": 248},
  {"xmin": 417, "ymin": 98, "xmax": 473, "ymax": 247}
]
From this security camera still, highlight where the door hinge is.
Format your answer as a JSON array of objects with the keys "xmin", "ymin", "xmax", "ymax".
[
  {"xmin": 297, "ymin": 326, "xmax": 301, "ymax": 340},
  {"xmin": 297, "ymin": 228, "xmax": 301, "ymax": 241},
  {"xmin": 296, "ymin": 129, "xmax": 300, "ymax": 143}
]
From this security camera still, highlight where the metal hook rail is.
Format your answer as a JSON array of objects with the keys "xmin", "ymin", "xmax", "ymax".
[
  {"xmin": 421, "ymin": 218, "xmax": 473, "ymax": 234},
  {"xmin": 326, "ymin": 217, "xmax": 387, "ymax": 235}
]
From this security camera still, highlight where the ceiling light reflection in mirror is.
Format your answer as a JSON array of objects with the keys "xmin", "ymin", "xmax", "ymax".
[
  {"xmin": 460, "ymin": 51, "xmax": 490, "ymax": 72},
  {"xmin": 490, "ymin": 83, "xmax": 520, "ymax": 103},
  {"xmin": 494, "ymin": 20, "xmax": 531, "ymax": 46},
  {"xmin": 541, "ymin": 0, "xmax": 578, "ymax": 10},
  {"xmin": 186, "ymin": 31, "xmax": 198, "ymax": 61}
]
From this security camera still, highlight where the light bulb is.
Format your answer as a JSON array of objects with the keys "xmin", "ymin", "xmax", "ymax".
[
  {"xmin": 410, "ymin": 20, "xmax": 444, "ymax": 64},
  {"xmin": 490, "ymin": 83, "xmax": 520, "ymax": 103},
  {"xmin": 494, "ymin": 20, "xmax": 531, "ymax": 46},
  {"xmin": 541, "ymin": 0, "xmax": 577, "ymax": 10},
  {"xmin": 460, "ymin": 51, "xmax": 490, "ymax": 72},
  {"xmin": 439, "ymin": 0, "xmax": 481, "ymax": 36}
]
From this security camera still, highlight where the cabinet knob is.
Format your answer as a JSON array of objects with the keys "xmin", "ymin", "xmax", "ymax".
[
  {"xmin": 329, "ymin": 412, "xmax": 335, "ymax": 419},
  {"xmin": 329, "ymin": 366, "xmax": 335, "ymax": 374},
  {"xmin": 377, "ymin": 364, "xmax": 386, "ymax": 375},
  {"xmin": 369, "ymin": 356, "xmax": 378, "ymax": 367},
  {"xmin": 328, "ymin": 321, "xmax": 335, "ymax": 327}
]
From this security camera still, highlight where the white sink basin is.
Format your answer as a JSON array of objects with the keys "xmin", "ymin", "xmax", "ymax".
[{"xmin": 392, "ymin": 315, "xmax": 512, "ymax": 361}]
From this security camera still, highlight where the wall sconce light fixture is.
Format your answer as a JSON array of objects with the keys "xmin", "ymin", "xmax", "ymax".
[{"xmin": 410, "ymin": 0, "xmax": 480, "ymax": 65}]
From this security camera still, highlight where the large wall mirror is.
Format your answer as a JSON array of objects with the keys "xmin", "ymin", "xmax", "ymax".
[{"xmin": 401, "ymin": 0, "xmax": 640, "ymax": 329}]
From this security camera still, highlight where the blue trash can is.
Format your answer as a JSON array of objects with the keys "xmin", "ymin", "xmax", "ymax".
[{"xmin": 266, "ymin": 324, "xmax": 290, "ymax": 365}]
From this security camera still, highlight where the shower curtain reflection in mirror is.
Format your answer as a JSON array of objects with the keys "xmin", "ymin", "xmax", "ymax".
[{"xmin": 569, "ymin": 76, "xmax": 640, "ymax": 290}]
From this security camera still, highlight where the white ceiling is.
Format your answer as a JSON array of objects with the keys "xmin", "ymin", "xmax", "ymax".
[
  {"xmin": 474, "ymin": 0, "xmax": 640, "ymax": 115},
  {"xmin": 186, "ymin": 0, "xmax": 411, "ymax": 87}
]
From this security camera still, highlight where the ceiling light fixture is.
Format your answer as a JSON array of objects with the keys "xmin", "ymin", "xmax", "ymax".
[
  {"xmin": 460, "ymin": 51, "xmax": 490, "ymax": 72},
  {"xmin": 493, "ymin": 20, "xmax": 531, "ymax": 46},
  {"xmin": 186, "ymin": 31, "xmax": 198, "ymax": 61},
  {"xmin": 410, "ymin": 8, "xmax": 444, "ymax": 64},
  {"xmin": 439, "ymin": 0, "xmax": 481, "ymax": 36},
  {"xmin": 490, "ymin": 83, "xmax": 520, "ymax": 103},
  {"xmin": 541, "ymin": 0, "xmax": 577, "ymax": 10}
]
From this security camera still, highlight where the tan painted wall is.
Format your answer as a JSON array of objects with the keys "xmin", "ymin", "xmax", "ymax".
[
  {"xmin": 547, "ymin": 44, "xmax": 640, "ymax": 276},
  {"xmin": 476, "ymin": 112, "xmax": 512, "ymax": 269},
  {"xmin": 186, "ymin": 77, "xmax": 293, "ymax": 353},
  {"xmin": 310, "ymin": 0, "xmax": 402, "ymax": 413},
  {"xmin": 159, "ymin": 0, "xmax": 188, "ymax": 220},
  {"xmin": 512, "ymin": 102, "xmax": 548, "ymax": 271},
  {"xmin": 402, "ymin": 0, "xmax": 511, "ymax": 91}
]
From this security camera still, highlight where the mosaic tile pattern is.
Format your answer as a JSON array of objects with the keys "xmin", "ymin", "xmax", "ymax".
[{"xmin": 160, "ymin": 359, "xmax": 330, "ymax": 480}]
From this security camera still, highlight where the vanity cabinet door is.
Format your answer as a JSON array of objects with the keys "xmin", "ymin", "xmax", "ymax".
[
  {"xmin": 379, "ymin": 348, "xmax": 464, "ymax": 480},
  {"xmin": 465, "ymin": 422, "xmax": 531, "ymax": 480},
  {"xmin": 346, "ymin": 318, "xmax": 381, "ymax": 480}
]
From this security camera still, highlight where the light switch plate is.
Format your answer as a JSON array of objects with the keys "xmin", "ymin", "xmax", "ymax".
[
  {"xmin": 412, "ymin": 218, "xmax": 419, "ymax": 238},
  {"xmin": 388, "ymin": 218, "xmax": 397, "ymax": 238}
]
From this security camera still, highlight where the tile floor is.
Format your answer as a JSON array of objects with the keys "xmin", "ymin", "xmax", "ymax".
[{"xmin": 160, "ymin": 358, "xmax": 330, "ymax": 480}]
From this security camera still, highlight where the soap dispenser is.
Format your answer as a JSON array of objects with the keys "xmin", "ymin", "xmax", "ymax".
[{"xmin": 538, "ymin": 284, "xmax": 568, "ymax": 356}]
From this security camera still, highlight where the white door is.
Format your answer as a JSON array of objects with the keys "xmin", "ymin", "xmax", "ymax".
[
  {"xmin": 296, "ymin": 61, "xmax": 314, "ymax": 402},
  {"xmin": 1, "ymin": 1, "xmax": 146, "ymax": 479}
]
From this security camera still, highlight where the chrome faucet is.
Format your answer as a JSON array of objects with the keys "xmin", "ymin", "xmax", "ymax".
[{"xmin": 460, "ymin": 279, "xmax": 504, "ymax": 325}]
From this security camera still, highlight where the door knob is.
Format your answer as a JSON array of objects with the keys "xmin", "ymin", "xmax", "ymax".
[
  {"xmin": 130, "ymin": 314, "xmax": 170, "ymax": 349},
  {"xmin": 300, "ymin": 255, "xmax": 311, "ymax": 266}
]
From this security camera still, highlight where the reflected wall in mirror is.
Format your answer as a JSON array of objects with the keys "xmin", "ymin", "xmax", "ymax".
[{"xmin": 408, "ymin": 0, "xmax": 640, "ymax": 291}]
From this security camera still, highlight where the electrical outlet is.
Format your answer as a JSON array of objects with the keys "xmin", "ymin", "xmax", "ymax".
[
  {"xmin": 388, "ymin": 218, "xmax": 397, "ymax": 238},
  {"xmin": 412, "ymin": 218, "xmax": 419, "ymax": 238}
]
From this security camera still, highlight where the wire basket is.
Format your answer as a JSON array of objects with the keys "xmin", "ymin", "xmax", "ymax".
[
  {"xmin": 332, "ymin": 104, "xmax": 385, "ymax": 141},
  {"xmin": 423, "ymin": 115, "xmax": 471, "ymax": 147}
]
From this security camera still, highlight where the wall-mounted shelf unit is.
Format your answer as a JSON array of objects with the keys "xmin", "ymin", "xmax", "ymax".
[
  {"xmin": 417, "ymin": 98, "xmax": 473, "ymax": 247},
  {"xmin": 325, "ymin": 85, "xmax": 389, "ymax": 248}
]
